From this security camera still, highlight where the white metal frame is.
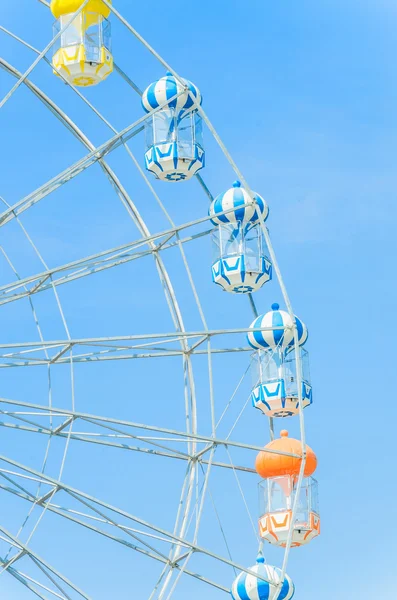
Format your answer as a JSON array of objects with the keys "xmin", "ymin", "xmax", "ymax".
[{"xmin": 0, "ymin": 2, "xmax": 314, "ymax": 598}]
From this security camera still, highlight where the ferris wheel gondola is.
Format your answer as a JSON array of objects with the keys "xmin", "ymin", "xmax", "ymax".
[
  {"xmin": 50, "ymin": 0, "xmax": 113, "ymax": 86},
  {"xmin": 142, "ymin": 73, "xmax": 205, "ymax": 181},
  {"xmin": 248, "ymin": 303, "xmax": 313, "ymax": 417},
  {"xmin": 256, "ymin": 431, "xmax": 320, "ymax": 547},
  {"xmin": 210, "ymin": 181, "xmax": 272, "ymax": 293}
]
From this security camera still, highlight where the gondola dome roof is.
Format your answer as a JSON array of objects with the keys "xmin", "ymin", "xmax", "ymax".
[
  {"xmin": 209, "ymin": 181, "xmax": 269, "ymax": 225},
  {"xmin": 142, "ymin": 72, "xmax": 202, "ymax": 114}
]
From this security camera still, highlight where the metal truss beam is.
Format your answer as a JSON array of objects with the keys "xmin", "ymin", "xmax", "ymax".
[
  {"xmin": 0, "ymin": 398, "xmax": 299, "ymax": 458},
  {"xmin": 0, "ymin": 84, "xmax": 184, "ymax": 227},
  {"xmin": 0, "ymin": 421, "xmax": 256, "ymax": 474},
  {"xmin": 0, "ymin": 482, "xmax": 228, "ymax": 593},
  {"xmin": 0, "ymin": 56, "xmax": 204, "ymax": 598},
  {"xmin": 0, "ymin": 558, "xmax": 67, "ymax": 600},
  {"xmin": 0, "ymin": 346, "xmax": 251, "ymax": 367},
  {"xmin": 0, "ymin": 456, "xmax": 274, "ymax": 589},
  {"xmin": 0, "ymin": 523, "xmax": 91, "ymax": 599},
  {"xmin": 0, "ymin": 225, "xmax": 211, "ymax": 305},
  {"xmin": 0, "ymin": 325, "xmax": 285, "ymax": 368}
]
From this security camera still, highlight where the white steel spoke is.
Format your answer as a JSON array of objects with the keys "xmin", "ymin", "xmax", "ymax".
[
  {"xmin": 0, "ymin": 226, "xmax": 211, "ymax": 306},
  {"xmin": 0, "ymin": 399, "xmax": 299, "ymax": 458},
  {"xmin": 0, "ymin": 453, "xmax": 275, "ymax": 582},
  {"xmin": 0, "ymin": 524, "xmax": 91, "ymax": 599},
  {"xmin": 0, "ymin": 324, "xmax": 286, "ymax": 367},
  {"xmin": 0, "ymin": 206, "xmax": 76, "ymax": 564},
  {"xmin": 0, "ymin": 560, "xmax": 55, "ymax": 600},
  {"xmin": 0, "ymin": 107, "xmax": 160, "ymax": 227},
  {"xmin": 0, "ymin": 57, "xmax": 203, "ymax": 593}
]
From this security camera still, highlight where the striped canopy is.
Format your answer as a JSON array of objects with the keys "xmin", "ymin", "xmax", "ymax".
[
  {"xmin": 209, "ymin": 181, "xmax": 269, "ymax": 225},
  {"xmin": 142, "ymin": 72, "xmax": 202, "ymax": 114},
  {"xmin": 231, "ymin": 556, "xmax": 295, "ymax": 600},
  {"xmin": 247, "ymin": 303, "xmax": 308, "ymax": 350}
]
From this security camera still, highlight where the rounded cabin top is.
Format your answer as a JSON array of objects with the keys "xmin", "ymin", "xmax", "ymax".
[
  {"xmin": 141, "ymin": 72, "xmax": 202, "ymax": 115},
  {"xmin": 255, "ymin": 430, "xmax": 317, "ymax": 479},
  {"xmin": 231, "ymin": 557, "xmax": 295, "ymax": 600},
  {"xmin": 209, "ymin": 181, "xmax": 269, "ymax": 226},
  {"xmin": 50, "ymin": 0, "xmax": 112, "ymax": 19},
  {"xmin": 247, "ymin": 303, "xmax": 308, "ymax": 351}
]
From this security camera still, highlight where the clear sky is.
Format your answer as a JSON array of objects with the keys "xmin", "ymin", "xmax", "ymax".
[{"xmin": 0, "ymin": 0, "xmax": 396, "ymax": 598}]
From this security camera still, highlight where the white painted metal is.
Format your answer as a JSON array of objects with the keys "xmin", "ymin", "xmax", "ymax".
[{"xmin": 0, "ymin": 3, "xmax": 315, "ymax": 598}]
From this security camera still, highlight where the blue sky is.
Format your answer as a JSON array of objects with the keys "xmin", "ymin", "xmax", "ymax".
[{"xmin": 0, "ymin": 0, "xmax": 396, "ymax": 598}]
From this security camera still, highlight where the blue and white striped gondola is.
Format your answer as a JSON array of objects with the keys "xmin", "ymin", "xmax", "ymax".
[
  {"xmin": 209, "ymin": 180, "xmax": 269, "ymax": 225},
  {"xmin": 248, "ymin": 304, "xmax": 312, "ymax": 418},
  {"xmin": 141, "ymin": 72, "xmax": 202, "ymax": 115},
  {"xmin": 231, "ymin": 555, "xmax": 295, "ymax": 600},
  {"xmin": 210, "ymin": 182, "xmax": 272, "ymax": 294},
  {"xmin": 247, "ymin": 303, "xmax": 308, "ymax": 350},
  {"xmin": 142, "ymin": 73, "xmax": 205, "ymax": 182}
]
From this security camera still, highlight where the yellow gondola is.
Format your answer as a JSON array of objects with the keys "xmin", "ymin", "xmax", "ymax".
[{"xmin": 50, "ymin": 0, "xmax": 113, "ymax": 87}]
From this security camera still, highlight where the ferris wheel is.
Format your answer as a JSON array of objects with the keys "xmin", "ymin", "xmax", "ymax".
[{"xmin": 0, "ymin": 2, "xmax": 320, "ymax": 599}]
